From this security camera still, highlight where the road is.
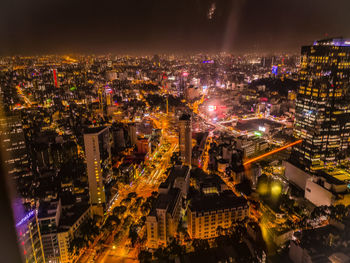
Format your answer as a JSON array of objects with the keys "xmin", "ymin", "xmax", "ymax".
[{"xmin": 77, "ymin": 112, "xmax": 178, "ymax": 263}]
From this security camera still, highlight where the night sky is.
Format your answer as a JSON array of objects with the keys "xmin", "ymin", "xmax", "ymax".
[{"xmin": 1, "ymin": 0, "xmax": 350, "ymax": 55}]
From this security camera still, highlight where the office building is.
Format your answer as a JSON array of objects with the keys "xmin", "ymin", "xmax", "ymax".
[
  {"xmin": 179, "ymin": 114, "xmax": 192, "ymax": 165},
  {"xmin": 292, "ymin": 38, "xmax": 350, "ymax": 172},
  {"xmin": 128, "ymin": 123, "xmax": 137, "ymax": 146},
  {"xmin": 14, "ymin": 204, "xmax": 45, "ymax": 263},
  {"xmin": 38, "ymin": 200, "xmax": 62, "ymax": 263},
  {"xmin": 0, "ymin": 114, "xmax": 29, "ymax": 180},
  {"xmin": 83, "ymin": 127, "xmax": 111, "ymax": 215}
]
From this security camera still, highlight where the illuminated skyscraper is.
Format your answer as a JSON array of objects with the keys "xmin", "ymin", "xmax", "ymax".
[
  {"xmin": 83, "ymin": 127, "xmax": 111, "ymax": 215},
  {"xmin": 128, "ymin": 123, "xmax": 137, "ymax": 146},
  {"xmin": 0, "ymin": 114, "xmax": 28, "ymax": 178},
  {"xmin": 292, "ymin": 38, "xmax": 350, "ymax": 172},
  {"xmin": 179, "ymin": 114, "xmax": 192, "ymax": 165},
  {"xmin": 14, "ymin": 203, "xmax": 45, "ymax": 263}
]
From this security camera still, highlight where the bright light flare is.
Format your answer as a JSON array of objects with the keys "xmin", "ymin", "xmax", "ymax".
[
  {"xmin": 271, "ymin": 182, "xmax": 282, "ymax": 197},
  {"xmin": 243, "ymin": 140, "xmax": 302, "ymax": 165}
]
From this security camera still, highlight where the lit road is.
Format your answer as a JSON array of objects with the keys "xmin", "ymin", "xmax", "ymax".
[{"xmin": 77, "ymin": 112, "xmax": 179, "ymax": 263}]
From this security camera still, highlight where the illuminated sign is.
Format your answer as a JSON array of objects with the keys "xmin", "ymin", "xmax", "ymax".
[
  {"xmin": 16, "ymin": 211, "xmax": 35, "ymax": 228},
  {"xmin": 208, "ymin": 105, "xmax": 216, "ymax": 112},
  {"xmin": 182, "ymin": 72, "xmax": 189, "ymax": 77},
  {"xmin": 203, "ymin": 60, "xmax": 214, "ymax": 64},
  {"xmin": 254, "ymin": 131, "xmax": 262, "ymax": 137},
  {"xmin": 258, "ymin": 126, "xmax": 266, "ymax": 132},
  {"xmin": 272, "ymin": 66, "xmax": 278, "ymax": 75}
]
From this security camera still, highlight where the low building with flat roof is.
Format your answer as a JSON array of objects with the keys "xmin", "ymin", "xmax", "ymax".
[
  {"xmin": 187, "ymin": 190, "xmax": 249, "ymax": 239},
  {"xmin": 305, "ymin": 167, "xmax": 350, "ymax": 207}
]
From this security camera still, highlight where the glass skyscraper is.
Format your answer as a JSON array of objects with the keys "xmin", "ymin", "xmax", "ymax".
[{"xmin": 292, "ymin": 38, "xmax": 350, "ymax": 172}]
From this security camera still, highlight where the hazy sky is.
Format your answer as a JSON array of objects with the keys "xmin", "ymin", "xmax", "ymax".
[{"xmin": 1, "ymin": 0, "xmax": 350, "ymax": 55}]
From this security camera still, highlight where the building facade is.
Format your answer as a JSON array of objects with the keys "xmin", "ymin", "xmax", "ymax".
[
  {"xmin": 0, "ymin": 114, "xmax": 29, "ymax": 180},
  {"xmin": 83, "ymin": 127, "xmax": 111, "ymax": 214},
  {"xmin": 187, "ymin": 191, "xmax": 249, "ymax": 240},
  {"xmin": 179, "ymin": 114, "xmax": 192, "ymax": 165},
  {"xmin": 146, "ymin": 165, "xmax": 190, "ymax": 248},
  {"xmin": 293, "ymin": 38, "xmax": 350, "ymax": 172},
  {"xmin": 15, "ymin": 209, "xmax": 45, "ymax": 263}
]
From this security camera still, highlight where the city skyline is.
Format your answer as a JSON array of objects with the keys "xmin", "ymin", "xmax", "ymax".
[{"xmin": 1, "ymin": 15, "xmax": 350, "ymax": 261}]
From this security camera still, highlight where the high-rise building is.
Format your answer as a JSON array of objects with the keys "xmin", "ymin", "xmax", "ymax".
[
  {"xmin": 146, "ymin": 165, "xmax": 189, "ymax": 248},
  {"xmin": 83, "ymin": 127, "xmax": 111, "ymax": 215},
  {"xmin": 128, "ymin": 123, "xmax": 137, "ymax": 146},
  {"xmin": 179, "ymin": 114, "xmax": 192, "ymax": 165},
  {"xmin": 38, "ymin": 200, "xmax": 62, "ymax": 263},
  {"xmin": 0, "ymin": 114, "xmax": 29, "ymax": 180},
  {"xmin": 292, "ymin": 38, "xmax": 350, "ymax": 172},
  {"xmin": 14, "ymin": 203, "xmax": 45, "ymax": 263}
]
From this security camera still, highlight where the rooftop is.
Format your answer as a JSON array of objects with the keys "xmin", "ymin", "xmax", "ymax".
[
  {"xmin": 159, "ymin": 165, "xmax": 190, "ymax": 189},
  {"xmin": 189, "ymin": 190, "xmax": 247, "ymax": 213},
  {"xmin": 84, "ymin": 126, "xmax": 108, "ymax": 135},
  {"xmin": 37, "ymin": 200, "xmax": 60, "ymax": 219},
  {"xmin": 57, "ymin": 203, "xmax": 90, "ymax": 232},
  {"xmin": 318, "ymin": 167, "xmax": 350, "ymax": 186},
  {"xmin": 150, "ymin": 188, "xmax": 181, "ymax": 216},
  {"xmin": 313, "ymin": 38, "xmax": 350, "ymax": 47}
]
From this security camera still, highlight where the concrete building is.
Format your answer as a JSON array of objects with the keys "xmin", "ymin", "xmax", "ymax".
[
  {"xmin": 146, "ymin": 188, "xmax": 182, "ymax": 248},
  {"xmin": 158, "ymin": 165, "xmax": 190, "ymax": 198},
  {"xmin": 57, "ymin": 205, "xmax": 91, "ymax": 263},
  {"xmin": 187, "ymin": 191, "xmax": 249, "ymax": 239},
  {"xmin": 128, "ymin": 123, "xmax": 137, "ymax": 146},
  {"xmin": 0, "ymin": 114, "xmax": 29, "ymax": 180},
  {"xmin": 179, "ymin": 114, "xmax": 192, "ymax": 165},
  {"xmin": 146, "ymin": 165, "xmax": 190, "ymax": 248},
  {"xmin": 14, "ymin": 204, "xmax": 45, "ymax": 263},
  {"xmin": 283, "ymin": 160, "xmax": 312, "ymax": 190},
  {"xmin": 289, "ymin": 224, "xmax": 346, "ymax": 263},
  {"xmin": 305, "ymin": 168, "xmax": 350, "ymax": 207},
  {"xmin": 136, "ymin": 137, "xmax": 149, "ymax": 154},
  {"xmin": 38, "ymin": 200, "xmax": 62, "ymax": 262},
  {"xmin": 83, "ymin": 127, "xmax": 111, "ymax": 215},
  {"xmin": 111, "ymin": 125, "xmax": 126, "ymax": 149}
]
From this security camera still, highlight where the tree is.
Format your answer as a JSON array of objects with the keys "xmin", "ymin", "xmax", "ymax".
[
  {"xmin": 153, "ymin": 247, "xmax": 169, "ymax": 261},
  {"xmin": 113, "ymin": 205, "xmax": 127, "ymax": 218},
  {"xmin": 127, "ymin": 192, "xmax": 137, "ymax": 199},
  {"xmin": 129, "ymin": 224, "xmax": 139, "ymax": 247},
  {"xmin": 135, "ymin": 196, "xmax": 144, "ymax": 206},
  {"xmin": 168, "ymin": 238, "xmax": 186, "ymax": 256},
  {"xmin": 192, "ymin": 239, "xmax": 210, "ymax": 252},
  {"xmin": 121, "ymin": 197, "xmax": 132, "ymax": 206},
  {"xmin": 138, "ymin": 250, "xmax": 152, "ymax": 263},
  {"xmin": 69, "ymin": 237, "xmax": 86, "ymax": 254}
]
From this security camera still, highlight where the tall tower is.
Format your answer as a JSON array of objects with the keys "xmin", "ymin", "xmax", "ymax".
[
  {"xmin": 14, "ymin": 203, "xmax": 45, "ymax": 263},
  {"xmin": 83, "ymin": 127, "xmax": 111, "ymax": 215},
  {"xmin": 0, "ymin": 114, "xmax": 30, "ymax": 181},
  {"xmin": 179, "ymin": 114, "xmax": 192, "ymax": 165},
  {"xmin": 292, "ymin": 38, "xmax": 350, "ymax": 172},
  {"xmin": 52, "ymin": 69, "xmax": 58, "ymax": 88},
  {"xmin": 128, "ymin": 123, "xmax": 137, "ymax": 146}
]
